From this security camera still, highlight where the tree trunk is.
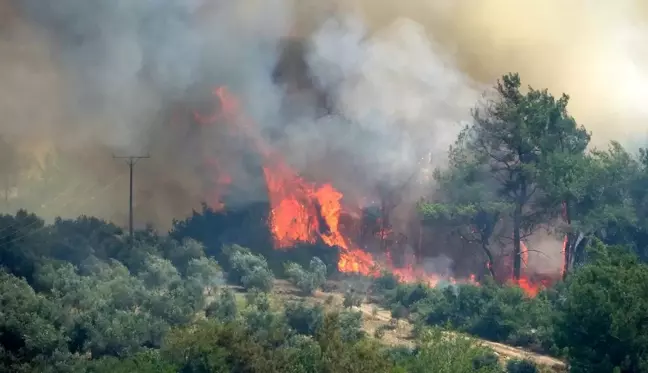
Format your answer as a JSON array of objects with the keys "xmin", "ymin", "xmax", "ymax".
[
  {"xmin": 512, "ymin": 181, "xmax": 527, "ymax": 280},
  {"xmin": 561, "ymin": 201, "xmax": 587, "ymax": 279},
  {"xmin": 481, "ymin": 240, "xmax": 496, "ymax": 278},
  {"xmin": 562, "ymin": 201, "xmax": 571, "ymax": 279},
  {"xmin": 513, "ymin": 207, "xmax": 522, "ymax": 280}
]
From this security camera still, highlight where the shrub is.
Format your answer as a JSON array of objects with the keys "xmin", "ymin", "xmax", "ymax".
[
  {"xmin": 374, "ymin": 325, "xmax": 387, "ymax": 339},
  {"xmin": 391, "ymin": 303, "xmax": 409, "ymax": 319},
  {"xmin": 284, "ymin": 257, "xmax": 327, "ymax": 295},
  {"xmin": 400, "ymin": 327, "xmax": 503, "ymax": 373},
  {"xmin": 185, "ymin": 257, "xmax": 223, "ymax": 292},
  {"xmin": 225, "ymin": 245, "xmax": 274, "ymax": 292},
  {"xmin": 506, "ymin": 359, "xmax": 538, "ymax": 373},
  {"xmin": 241, "ymin": 266, "xmax": 274, "ymax": 292},
  {"xmin": 472, "ymin": 351, "xmax": 500, "ymax": 371},
  {"xmin": 284, "ymin": 302, "xmax": 324, "ymax": 336},
  {"xmin": 338, "ymin": 310, "xmax": 365, "ymax": 342},
  {"xmin": 205, "ymin": 288, "xmax": 238, "ymax": 322},
  {"xmin": 555, "ymin": 241, "xmax": 648, "ymax": 372},
  {"xmin": 343, "ymin": 290, "xmax": 363, "ymax": 308},
  {"xmin": 372, "ymin": 277, "xmax": 556, "ymax": 355}
]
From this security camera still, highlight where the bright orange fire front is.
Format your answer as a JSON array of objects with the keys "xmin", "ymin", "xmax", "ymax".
[
  {"xmin": 196, "ymin": 86, "xmax": 377, "ymax": 275},
  {"xmin": 194, "ymin": 85, "xmax": 549, "ymax": 296},
  {"xmin": 262, "ymin": 163, "xmax": 376, "ymax": 275}
]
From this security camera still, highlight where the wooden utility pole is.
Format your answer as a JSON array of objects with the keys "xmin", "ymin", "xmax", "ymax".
[{"xmin": 113, "ymin": 154, "xmax": 149, "ymax": 246}]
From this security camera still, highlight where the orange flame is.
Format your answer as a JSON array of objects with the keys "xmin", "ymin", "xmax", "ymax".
[
  {"xmin": 197, "ymin": 86, "xmax": 376, "ymax": 275},
  {"xmin": 195, "ymin": 86, "xmax": 532, "ymax": 292},
  {"xmin": 511, "ymin": 277, "xmax": 541, "ymax": 297}
]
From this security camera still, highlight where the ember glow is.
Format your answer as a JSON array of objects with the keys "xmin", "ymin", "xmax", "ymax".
[{"xmin": 195, "ymin": 85, "xmax": 550, "ymax": 296}]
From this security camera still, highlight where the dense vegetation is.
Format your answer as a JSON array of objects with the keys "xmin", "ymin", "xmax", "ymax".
[{"xmin": 1, "ymin": 74, "xmax": 648, "ymax": 372}]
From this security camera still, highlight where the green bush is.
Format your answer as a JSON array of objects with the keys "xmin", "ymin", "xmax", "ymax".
[
  {"xmin": 225, "ymin": 245, "xmax": 275, "ymax": 292},
  {"xmin": 555, "ymin": 241, "xmax": 648, "ymax": 373},
  {"xmin": 472, "ymin": 351, "xmax": 500, "ymax": 371},
  {"xmin": 206, "ymin": 288, "xmax": 238, "ymax": 321},
  {"xmin": 284, "ymin": 257, "xmax": 328, "ymax": 295},
  {"xmin": 343, "ymin": 290, "xmax": 363, "ymax": 308},
  {"xmin": 372, "ymin": 277, "xmax": 556, "ymax": 355},
  {"xmin": 284, "ymin": 301, "xmax": 325, "ymax": 336},
  {"xmin": 506, "ymin": 359, "xmax": 538, "ymax": 373}
]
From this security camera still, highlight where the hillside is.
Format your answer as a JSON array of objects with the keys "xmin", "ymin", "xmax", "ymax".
[{"xmin": 231, "ymin": 279, "xmax": 567, "ymax": 372}]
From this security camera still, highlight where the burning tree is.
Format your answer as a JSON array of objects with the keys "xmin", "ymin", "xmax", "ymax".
[{"xmin": 421, "ymin": 73, "xmax": 589, "ymax": 281}]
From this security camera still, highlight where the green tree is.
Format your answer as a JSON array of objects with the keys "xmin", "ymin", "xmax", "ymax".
[
  {"xmin": 206, "ymin": 288, "xmax": 239, "ymax": 322},
  {"xmin": 555, "ymin": 239, "xmax": 648, "ymax": 372},
  {"xmin": 538, "ymin": 142, "xmax": 640, "ymax": 276},
  {"xmin": 186, "ymin": 256, "xmax": 223, "ymax": 294},
  {"xmin": 424, "ymin": 73, "xmax": 589, "ymax": 279},
  {"xmin": 225, "ymin": 245, "xmax": 275, "ymax": 292},
  {"xmin": 0, "ymin": 269, "xmax": 69, "ymax": 372},
  {"xmin": 284, "ymin": 256, "xmax": 328, "ymax": 295}
]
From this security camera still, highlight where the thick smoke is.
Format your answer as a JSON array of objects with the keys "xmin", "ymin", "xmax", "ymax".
[
  {"xmin": 0, "ymin": 0, "xmax": 646, "ymax": 240},
  {"xmin": 321, "ymin": 0, "xmax": 648, "ymax": 146}
]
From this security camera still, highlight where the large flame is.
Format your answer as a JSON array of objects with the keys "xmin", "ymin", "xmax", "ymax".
[
  {"xmin": 195, "ymin": 85, "xmax": 550, "ymax": 295},
  {"xmin": 194, "ymin": 87, "xmax": 378, "ymax": 275}
]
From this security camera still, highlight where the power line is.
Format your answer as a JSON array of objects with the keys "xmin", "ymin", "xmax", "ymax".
[{"xmin": 113, "ymin": 154, "xmax": 150, "ymax": 247}]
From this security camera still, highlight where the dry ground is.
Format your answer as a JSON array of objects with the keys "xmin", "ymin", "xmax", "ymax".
[{"xmin": 226, "ymin": 279, "xmax": 567, "ymax": 372}]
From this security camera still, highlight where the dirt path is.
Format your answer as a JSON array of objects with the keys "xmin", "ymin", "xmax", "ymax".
[
  {"xmin": 270, "ymin": 280, "xmax": 566, "ymax": 371},
  {"xmin": 354, "ymin": 302, "xmax": 564, "ymax": 369}
]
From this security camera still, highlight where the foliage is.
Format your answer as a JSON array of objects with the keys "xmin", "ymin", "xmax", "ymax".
[
  {"xmin": 284, "ymin": 256, "xmax": 328, "ymax": 295},
  {"xmin": 506, "ymin": 359, "xmax": 539, "ymax": 373},
  {"xmin": 170, "ymin": 204, "xmax": 340, "ymax": 274},
  {"xmin": 421, "ymin": 73, "xmax": 590, "ymax": 279},
  {"xmin": 224, "ymin": 244, "xmax": 275, "ymax": 292},
  {"xmin": 373, "ymin": 280, "xmax": 557, "ymax": 355},
  {"xmin": 554, "ymin": 239, "xmax": 648, "ymax": 373},
  {"xmin": 5, "ymin": 72, "xmax": 648, "ymax": 372},
  {"xmin": 0, "ymin": 212, "xmax": 222, "ymax": 372},
  {"xmin": 206, "ymin": 288, "xmax": 239, "ymax": 322},
  {"xmin": 284, "ymin": 301, "xmax": 324, "ymax": 336},
  {"xmin": 186, "ymin": 256, "xmax": 224, "ymax": 293},
  {"xmin": 343, "ymin": 289, "xmax": 363, "ymax": 308},
  {"xmin": 394, "ymin": 327, "xmax": 502, "ymax": 373}
]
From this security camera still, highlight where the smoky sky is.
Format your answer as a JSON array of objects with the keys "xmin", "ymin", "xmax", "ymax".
[{"xmin": 1, "ymin": 0, "xmax": 646, "ymax": 234}]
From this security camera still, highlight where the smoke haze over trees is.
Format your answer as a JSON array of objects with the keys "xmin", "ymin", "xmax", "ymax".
[
  {"xmin": 0, "ymin": 1, "xmax": 648, "ymax": 372},
  {"xmin": 0, "ymin": 0, "xmax": 645, "ymax": 230}
]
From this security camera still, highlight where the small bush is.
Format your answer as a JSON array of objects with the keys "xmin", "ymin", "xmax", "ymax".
[
  {"xmin": 371, "ymin": 275, "xmax": 557, "ymax": 355},
  {"xmin": 225, "ymin": 245, "xmax": 274, "ymax": 292},
  {"xmin": 374, "ymin": 325, "xmax": 387, "ymax": 339},
  {"xmin": 343, "ymin": 290, "xmax": 363, "ymax": 308},
  {"xmin": 205, "ymin": 288, "xmax": 238, "ymax": 322},
  {"xmin": 472, "ymin": 351, "xmax": 500, "ymax": 370},
  {"xmin": 284, "ymin": 257, "xmax": 327, "ymax": 295},
  {"xmin": 284, "ymin": 302, "xmax": 324, "ymax": 336},
  {"xmin": 506, "ymin": 359, "xmax": 538, "ymax": 373},
  {"xmin": 391, "ymin": 304, "xmax": 409, "ymax": 319},
  {"xmin": 338, "ymin": 310, "xmax": 365, "ymax": 342}
]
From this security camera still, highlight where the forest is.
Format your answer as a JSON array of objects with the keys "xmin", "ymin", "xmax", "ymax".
[{"xmin": 1, "ymin": 74, "xmax": 648, "ymax": 373}]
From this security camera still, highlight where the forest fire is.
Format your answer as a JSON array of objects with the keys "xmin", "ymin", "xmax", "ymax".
[{"xmin": 193, "ymin": 85, "xmax": 549, "ymax": 296}]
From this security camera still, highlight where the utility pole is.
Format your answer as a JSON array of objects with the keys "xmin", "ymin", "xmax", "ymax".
[{"xmin": 113, "ymin": 154, "xmax": 150, "ymax": 247}]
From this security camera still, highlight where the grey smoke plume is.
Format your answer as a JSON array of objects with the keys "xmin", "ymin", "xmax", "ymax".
[
  {"xmin": 0, "ymin": 0, "xmax": 477, "ymax": 230},
  {"xmin": 1, "ymin": 0, "xmax": 645, "ymax": 247}
]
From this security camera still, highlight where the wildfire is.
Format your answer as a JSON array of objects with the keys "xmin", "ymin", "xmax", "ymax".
[{"xmin": 194, "ymin": 85, "xmax": 552, "ymax": 296}]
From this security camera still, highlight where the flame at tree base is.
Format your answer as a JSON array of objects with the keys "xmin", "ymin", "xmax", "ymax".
[{"xmin": 195, "ymin": 85, "xmax": 553, "ymax": 297}]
